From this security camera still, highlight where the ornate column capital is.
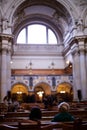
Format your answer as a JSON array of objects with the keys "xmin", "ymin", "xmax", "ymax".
[
  {"xmin": 0, "ymin": 34, "xmax": 13, "ymax": 53},
  {"xmin": 76, "ymin": 36, "xmax": 86, "ymax": 54},
  {"xmin": 75, "ymin": 36, "xmax": 85, "ymax": 43},
  {"xmin": 70, "ymin": 36, "xmax": 87, "ymax": 55},
  {"xmin": 0, "ymin": 34, "xmax": 13, "ymax": 42},
  {"xmin": 71, "ymin": 43, "xmax": 79, "ymax": 56}
]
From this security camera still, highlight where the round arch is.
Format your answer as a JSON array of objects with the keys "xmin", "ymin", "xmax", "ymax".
[
  {"xmin": 34, "ymin": 82, "xmax": 51, "ymax": 102},
  {"xmin": 13, "ymin": 17, "xmax": 62, "ymax": 44},
  {"xmin": 10, "ymin": 0, "xmax": 78, "ymax": 43},
  {"xmin": 34, "ymin": 82, "xmax": 51, "ymax": 95},
  {"xmin": 6, "ymin": 0, "xmax": 78, "ymax": 24},
  {"xmin": 56, "ymin": 0, "xmax": 79, "ymax": 21},
  {"xmin": 56, "ymin": 82, "xmax": 73, "ymax": 102},
  {"xmin": 11, "ymin": 83, "xmax": 28, "ymax": 102}
]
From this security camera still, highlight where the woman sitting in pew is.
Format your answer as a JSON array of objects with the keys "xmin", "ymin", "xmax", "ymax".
[{"xmin": 51, "ymin": 102, "xmax": 75, "ymax": 122}]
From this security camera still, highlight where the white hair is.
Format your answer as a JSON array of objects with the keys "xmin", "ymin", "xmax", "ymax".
[{"xmin": 58, "ymin": 102, "xmax": 70, "ymax": 111}]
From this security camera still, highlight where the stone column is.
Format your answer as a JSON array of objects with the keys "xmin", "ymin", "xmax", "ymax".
[
  {"xmin": 7, "ymin": 50, "xmax": 11, "ymax": 91},
  {"xmin": 0, "ymin": 48, "xmax": 8, "ymax": 102},
  {"xmin": 78, "ymin": 38, "xmax": 87, "ymax": 100},
  {"xmin": 0, "ymin": 47, "xmax": 1, "ymax": 102},
  {"xmin": 85, "ymin": 40, "xmax": 87, "ymax": 79},
  {"xmin": 71, "ymin": 42, "xmax": 81, "ymax": 101},
  {"xmin": 6, "ymin": 38, "xmax": 12, "ymax": 91},
  {"xmin": 0, "ymin": 35, "xmax": 13, "ymax": 102}
]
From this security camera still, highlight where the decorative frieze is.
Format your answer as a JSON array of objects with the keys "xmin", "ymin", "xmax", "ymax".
[
  {"xmin": 14, "ymin": 44, "xmax": 60, "ymax": 51},
  {"xmin": 11, "ymin": 74, "xmax": 73, "ymax": 92}
]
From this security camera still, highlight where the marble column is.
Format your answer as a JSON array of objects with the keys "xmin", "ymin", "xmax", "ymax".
[
  {"xmin": 85, "ymin": 41, "xmax": 87, "ymax": 80},
  {"xmin": 79, "ymin": 47, "xmax": 87, "ymax": 100},
  {"xmin": 0, "ymin": 35, "xmax": 13, "ymax": 102},
  {"xmin": 71, "ymin": 54, "xmax": 78, "ymax": 101},
  {"xmin": 0, "ymin": 48, "xmax": 8, "ymax": 102},
  {"xmin": 71, "ymin": 43, "xmax": 81, "ymax": 101},
  {"xmin": 0, "ymin": 51, "xmax": 1, "ymax": 102},
  {"xmin": 7, "ymin": 38, "xmax": 12, "ymax": 91},
  {"xmin": 7, "ymin": 50, "xmax": 11, "ymax": 91}
]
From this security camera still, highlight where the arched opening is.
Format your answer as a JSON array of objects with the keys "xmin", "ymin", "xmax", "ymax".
[
  {"xmin": 17, "ymin": 24, "xmax": 57, "ymax": 44},
  {"xmin": 34, "ymin": 86, "xmax": 44, "ymax": 103},
  {"xmin": 11, "ymin": 83, "xmax": 28, "ymax": 103},
  {"xmin": 57, "ymin": 82, "xmax": 73, "ymax": 102},
  {"xmin": 34, "ymin": 82, "xmax": 51, "ymax": 102}
]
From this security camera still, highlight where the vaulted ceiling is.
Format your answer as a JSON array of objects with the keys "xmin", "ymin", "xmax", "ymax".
[{"xmin": 12, "ymin": 0, "xmax": 72, "ymax": 42}]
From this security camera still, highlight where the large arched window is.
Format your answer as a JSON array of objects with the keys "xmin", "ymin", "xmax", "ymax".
[{"xmin": 17, "ymin": 24, "xmax": 57, "ymax": 44}]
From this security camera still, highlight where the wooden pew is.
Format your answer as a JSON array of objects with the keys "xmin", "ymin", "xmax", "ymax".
[
  {"xmin": 62, "ymin": 123, "xmax": 87, "ymax": 130},
  {"xmin": 0, "ymin": 123, "xmax": 62, "ymax": 130},
  {"xmin": 3, "ymin": 109, "xmax": 87, "ymax": 122},
  {"xmin": 18, "ymin": 122, "xmax": 63, "ymax": 130},
  {"xmin": 62, "ymin": 119, "xmax": 87, "ymax": 130},
  {"xmin": 0, "ymin": 124, "xmax": 18, "ymax": 130}
]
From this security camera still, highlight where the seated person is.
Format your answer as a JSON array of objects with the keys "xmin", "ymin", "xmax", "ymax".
[
  {"xmin": 19, "ymin": 106, "xmax": 42, "ymax": 124},
  {"xmin": 29, "ymin": 106, "xmax": 42, "ymax": 121},
  {"xmin": 51, "ymin": 102, "xmax": 75, "ymax": 122}
]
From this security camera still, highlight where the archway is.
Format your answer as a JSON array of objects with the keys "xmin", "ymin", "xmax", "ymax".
[
  {"xmin": 57, "ymin": 82, "xmax": 73, "ymax": 102},
  {"xmin": 11, "ymin": 83, "xmax": 28, "ymax": 103},
  {"xmin": 34, "ymin": 82, "xmax": 51, "ymax": 102}
]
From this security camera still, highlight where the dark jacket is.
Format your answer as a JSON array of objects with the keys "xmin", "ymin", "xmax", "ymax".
[{"xmin": 51, "ymin": 112, "xmax": 75, "ymax": 122}]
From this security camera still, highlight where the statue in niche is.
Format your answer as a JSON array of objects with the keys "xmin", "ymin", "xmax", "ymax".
[
  {"xmin": 76, "ymin": 18, "xmax": 84, "ymax": 33},
  {"xmin": 2, "ymin": 19, "xmax": 9, "ymax": 30}
]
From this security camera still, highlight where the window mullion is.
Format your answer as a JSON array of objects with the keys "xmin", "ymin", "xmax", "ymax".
[
  {"xmin": 46, "ymin": 27, "xmax": 48, "ymax": 44},
  {"xmin": 17, "ymin": 24, "xmax": 57, "ymax": 45},
  {"xmin": 26, "ymin": 27, "xmax": 28, "ymax": 44}
]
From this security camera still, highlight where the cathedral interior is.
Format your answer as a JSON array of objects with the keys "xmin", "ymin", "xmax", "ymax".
[{"xmin": 0, "ymin": 0, "xmax": 87, "ymax": 103}]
